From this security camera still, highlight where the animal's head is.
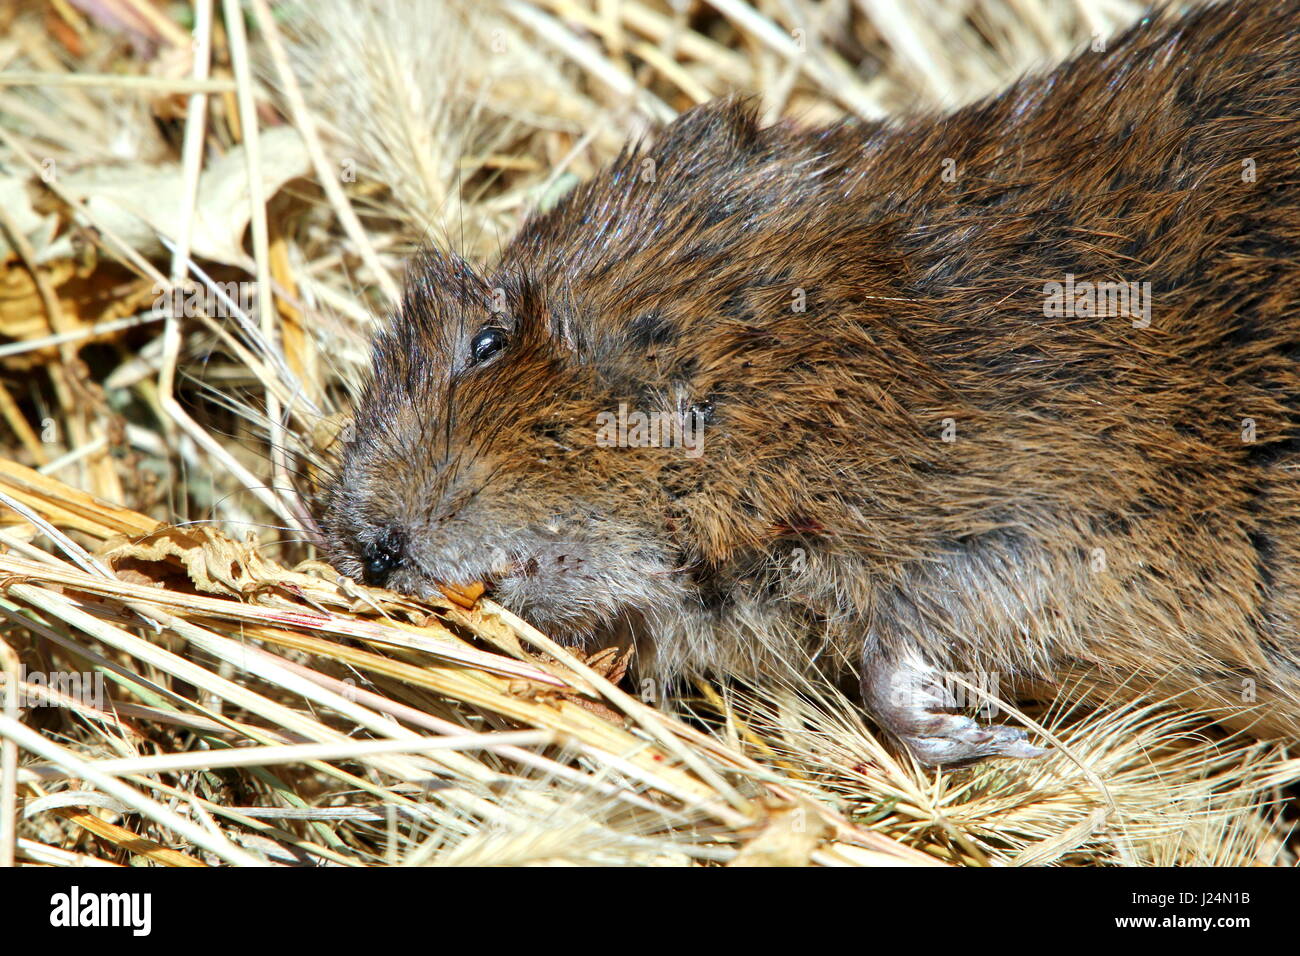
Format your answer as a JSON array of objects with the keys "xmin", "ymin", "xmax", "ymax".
[{"xmin": 316, "ymin": 240, "xmax": 718, "ymax": 636}]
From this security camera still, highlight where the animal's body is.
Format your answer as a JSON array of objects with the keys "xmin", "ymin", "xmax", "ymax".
[{"xmin": 319, "ymin": 0, "xmax": 1300, "ymax": 764}]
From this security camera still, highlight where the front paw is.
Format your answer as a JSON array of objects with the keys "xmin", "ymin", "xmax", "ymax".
[{"xmin": 861, "ymin": 652, "xmax": 1046, "ymax": 767}]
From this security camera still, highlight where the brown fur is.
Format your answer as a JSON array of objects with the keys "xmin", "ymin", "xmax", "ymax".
[{"xmin": 318, "ymin": 0, "xmax": 1300, "ymax": 762}]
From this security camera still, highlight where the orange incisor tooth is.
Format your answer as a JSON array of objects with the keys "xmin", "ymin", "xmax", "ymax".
[{"xmin": 440, "ymin": 581, "xmax": 486, "ymax": 609}]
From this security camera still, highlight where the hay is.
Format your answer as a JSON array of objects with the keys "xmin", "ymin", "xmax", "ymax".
[{"xmin": 0, "ymin": 0, "xmax": 1294, "ymax": 867}]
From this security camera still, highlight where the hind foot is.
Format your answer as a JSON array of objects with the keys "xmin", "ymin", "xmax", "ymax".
[{"xmin": 860, "ymin": 650, "xmax": 1046, "ymax": 767}]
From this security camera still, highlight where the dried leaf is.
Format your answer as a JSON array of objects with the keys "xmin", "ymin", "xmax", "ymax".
[
  {"xmin": 100, "ymin": 524, "xmax": 321, "ymax": 602},
  {"xmin": 59, "ymin": 126, "xmax": 310, "ymax": 269}
]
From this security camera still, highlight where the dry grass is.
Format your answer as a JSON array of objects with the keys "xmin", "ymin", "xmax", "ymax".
[{"xmin": 0, "ymin": 0, "xmax": 1295, "ymax": 867}]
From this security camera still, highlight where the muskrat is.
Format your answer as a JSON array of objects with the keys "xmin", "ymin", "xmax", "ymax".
[{"xmin": 317, "ymin": 0, "xmax": 1300, "ymax": 765}]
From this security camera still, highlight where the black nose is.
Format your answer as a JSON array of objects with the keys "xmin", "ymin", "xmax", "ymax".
[{"xmin": 361, "ymin": 526, "xmax": 406, "ymax": 586}]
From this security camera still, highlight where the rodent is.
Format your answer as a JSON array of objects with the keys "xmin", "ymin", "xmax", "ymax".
[{"xmin": 316, "ymin": 0, "xmax": 1300, "ymax": 765}]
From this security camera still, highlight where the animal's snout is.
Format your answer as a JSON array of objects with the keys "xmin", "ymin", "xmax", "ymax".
[{"xmin": 362, "ymin": 526, "xmax": 407, "ymax": 586}]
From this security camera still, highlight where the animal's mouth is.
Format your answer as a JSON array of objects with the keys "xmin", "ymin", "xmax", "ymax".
[
  {"xmin": 434, "ymin": 555, "xmax": 539, "ymax": 608},
  {"xmin": 416, "ymin": 540, "xmax": 676, "ymax": 642},
  {"xmin": 437, "ymin": 578, "xmax": 487, "ymax": 609},
  {"xmin": 409, "ymin": 538, "xmax": 633, "ymax": 636}
]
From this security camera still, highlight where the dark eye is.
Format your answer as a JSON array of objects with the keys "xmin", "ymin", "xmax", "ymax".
[{"xmin": 469, "ymin": 326, "xmax": 508, "ymax": 365}]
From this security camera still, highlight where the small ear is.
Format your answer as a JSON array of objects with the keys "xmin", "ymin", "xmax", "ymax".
[
  {"xmin": 399, "ymin": 246, "xmax": 492, "ymax": 346},
  {"xmin": 404, "ymin": 246, "xmax": 481, "ymax": 307},
  {"xmin": 650, "ymin": 95, "xmax": 764, "ymax": 160},
  {"xmin": 600, "ymin": 96, "xmax": 764, "ymax": 189}
]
